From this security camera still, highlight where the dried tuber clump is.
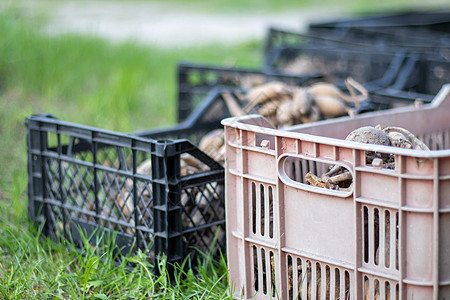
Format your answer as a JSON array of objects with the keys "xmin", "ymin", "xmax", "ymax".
[
  {"xmin": 306, "ymin": 125, "xmax": 430, "ymax": 190},
  {"xmin": 222, "ymin": 78, "xmax": 368, "ymax": 128},
  {"xmin": 376, "ymin": 125, "xmax": 430, "ymax": 151},
  {"xmin": 345, "ymin": 126, "xmax": 391, "ymax": 146},
  {"xmin": 305, "ymin": 169, "xmax": 353, "ymax": 191},
  {"xmin": 346, "ymin": 126, "xmax": 393, "ymax": 166}
]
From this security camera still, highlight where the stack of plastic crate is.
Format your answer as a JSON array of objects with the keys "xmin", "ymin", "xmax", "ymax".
[
  {"xmin": 25, "ymin": 62, "xmax": 319, "ymax": 270},
  {"xmin": 220, "ymin": 10, "xmax": 450, "ymax": 299},
  {"xmin": 263, "ymin": 11, "xmax": 450, "ymax": 108},
  {"xmin": 26, "ymin": 10, "xmax": 450, "ymax": 283}
]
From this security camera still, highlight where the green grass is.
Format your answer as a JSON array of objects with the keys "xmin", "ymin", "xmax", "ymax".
[
  {"xmin": 0, "ymin": 7, "xmax": 261, "ymax": 299},
  {"xmin": 179, "ymin": 0, "xmax": 450, "ymax": 14},
  {"xmin": 0, "ymin": 217, "xmax": 231, "ymax": 299}
]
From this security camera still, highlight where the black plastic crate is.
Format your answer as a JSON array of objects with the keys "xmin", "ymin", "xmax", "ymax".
[
  {"xmin": 264, "ymin": 45, "xmax": 400, "ymax": 85},
  {"xmin": 262, "ymin": 26, "xmax": 445, "ymax": 60},
  {"xmin": 263, "ymin": 30, "xmax": 406, "ymax": 90},
  {"xmin": 263, "ymin": 27, "xmax": 374, "ymax": 58},
  {"xmin": 307, "ymin": 26, "xmax": 450, "ymax": 57},
  {"xmin": 26, "ymin": 115, "xmax": 225, "ymax": 268},
  {"xmin": 263, "ymin": 27, "xmax": 382, "ymax": 69},
  {"xmin": 175, "ymin": 61, "xmax": 434, "ymax": 126},
  {"xmin": 308, "ymin": 10, "xmax": 450, "ymax": 33},
  {"xmin": 371, "ymin": 53, "xmax": 450, "ymax": 104},
  {"xmin": 265, "ymin": 45, "xmax": 443, "ymax": 107},
  {"xmin": 176, "ymin": 62, "xmax": 320, "ymax": 123},
  {"xmin": 264, "ymin": 27, "xmax": 449, "ymax": 72},
  {"xmin": 181, "ymin": 83, "xmax": 434, "ymax": 126},
  {"xmin": 263, "ymin": 27, "xmax": 450, "ymax": 105},
  {"xmin": 306, "ymin": 11, "xmax": 450, "ymax": 57}
]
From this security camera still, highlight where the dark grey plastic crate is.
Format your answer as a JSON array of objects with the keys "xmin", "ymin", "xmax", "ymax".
[
  {"xmin": 176, "ymin": 62, "xmax": 320, "ymax": 123},
  {"xmin": 311, "ymin": 26, "xmax": 449, "ymax": 53},
  {"xmin": 369, "ymin": 53, "xmax": 450, "ymax": 105},
  {"xmin": 307, "ymin": 11, "xmax": 450, "ymax": 53},
  {"xmin": 26, "ymin": 115, "xmax": 225, "ymax": 268},
  {"xmin": 308, "ymin": 10, "xmax": 450, "ymax": 33},
  {"xmin": 263, "ymin": 27, "xmax": 448, "ymax": 106},
  {"xmin": 264, "ymin": 47, "xmax": 404, "ymax": 94}
]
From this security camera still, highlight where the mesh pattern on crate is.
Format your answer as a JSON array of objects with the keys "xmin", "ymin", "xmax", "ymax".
[
  {"xmin": 176, "ymin": 63, "xmax": 318, "ymax": 124},
  {"xmin": 42, "ymin": 142, "xmax": 153, "ymax": 254},
  {"xmin": 272, "ymin": 48, "xmax": 389, "ymax": 83},
  {"xmin": 180, "ymin": 181, "xmax": 225, "ymax": 256},
  {"xmin": 27, "ymin": 119, "xmax": 225, "ymax": 265},
  {"xmin": 178, "ymin": 65, "xmax": 267, "ymax": 122}
]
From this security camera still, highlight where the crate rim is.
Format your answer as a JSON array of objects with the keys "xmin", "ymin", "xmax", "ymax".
[
  {"xmin": 25, "ymin": 114, "xmax": 198, "ymax": 146},
  {"xmin": 25, "ymin": 114, "xmax": 225, "ymax": 177}
]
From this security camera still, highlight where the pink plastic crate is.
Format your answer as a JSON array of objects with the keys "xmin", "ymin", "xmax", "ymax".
[{"xmin": 222, "ymin": 85, "xmax": 450, "ymax": 299}]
